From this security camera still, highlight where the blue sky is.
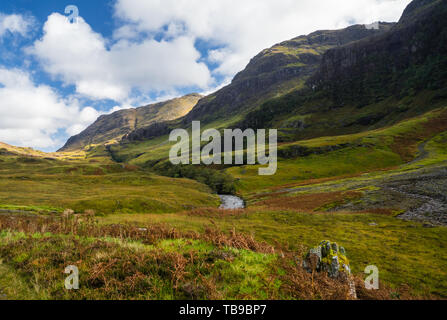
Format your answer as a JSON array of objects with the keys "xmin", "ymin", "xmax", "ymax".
[{"xmin": 0, "ymin": 0, "xmax": 412, "ymax": 152}]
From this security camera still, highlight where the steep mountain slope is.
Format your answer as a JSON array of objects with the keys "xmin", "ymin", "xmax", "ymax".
[
  {"xmin": 185, "ymin": 23, "xmax": 393, "ymax": 123},
  {"xmin": 59, "ymin": 93, "xmax": 202, "ymax": 151},
  {"xmin": 239, "ymin": 0, "xmax": 447, "ymax": 141},
  {"xmin": 124, "ymin": 24, "xmax": 392, "ymax": 142},
  {"xmin": 310, "ymin": 0, "xmax": 446, "ymax": 106}
]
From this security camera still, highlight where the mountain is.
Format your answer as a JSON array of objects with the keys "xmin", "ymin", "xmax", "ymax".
[
  {"xmin": 59, "ymin": 93, "xmax": 202, "ymax": 151},
  {"xmin": 124, "ymin": 23, "xmax": 392, "ymax": 142},
  {"xmin": 310, "ymin": 0, "xmax": 446, "ymax": 106},
  {"xmin": 184, "ymin": 23, "xmax": 394, "ymax": 124},
  {"xmin": 237, "ymin": 0, "xmax": 447, "ymax": 141},
  {"xmin": 63, "ymin": 0, "xmax": 447, "ymax": 148}
]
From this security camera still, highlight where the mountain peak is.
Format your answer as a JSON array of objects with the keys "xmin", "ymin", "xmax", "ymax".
[
  {"xmin": 59, "ymin": 93, "xmax": 202, "ymax": 152},
  {"xmin": 399, "ymin": 0, "xmax": 441, "ymax": 22}
]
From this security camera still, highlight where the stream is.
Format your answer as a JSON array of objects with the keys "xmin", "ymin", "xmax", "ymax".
[{"xmin": 218, "ymin": 195, "xmax": 245, "ymax": 209}]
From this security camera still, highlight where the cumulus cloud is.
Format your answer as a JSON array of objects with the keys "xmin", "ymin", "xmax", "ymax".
[
  {"xmin": 29, "ymin": 13, "xmax": 212, "ymax": 102},
  {"xmin": 0, "ymin": 13, "xmax": 33, "ymax": 37},
  {"xmin": 115, "ymin": 0, "xmax": 412, "ymax": 77},
  {"xmin": 27, "ymin": 1, "xmax": 411, "ymax": 102},
  {"xmin": 0, "ymin": 67, "xmax": 100, "ymax": 149}
]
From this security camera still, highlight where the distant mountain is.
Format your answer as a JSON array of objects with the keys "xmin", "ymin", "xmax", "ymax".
[
  {"xmin": 59, "ymin": 93, "xmax": 202, "ymax": 151},
  {"xmin": 0, "ymin": 142, "xmax": 47, "ymax": 157}
]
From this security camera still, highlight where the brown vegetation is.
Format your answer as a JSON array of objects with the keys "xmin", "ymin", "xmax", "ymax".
[
  {"xmin": 0, "ymin": 212, "xmax": 274, "ymax": 254},
  {"xmin": 256, "ymin": 191, "xmax": 362, "ymax": 212},
  {"xmin": 391, "ymin": 109, "xmax": 447, "ymax": 162},
  {"xmin": 0, "ymin": 212, "xmax": 428, "ymax": 300}
]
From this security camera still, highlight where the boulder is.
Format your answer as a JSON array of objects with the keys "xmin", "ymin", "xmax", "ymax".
[{"xmin": 303, "ymin": 240, "xmax": 356, "ymax": 298}]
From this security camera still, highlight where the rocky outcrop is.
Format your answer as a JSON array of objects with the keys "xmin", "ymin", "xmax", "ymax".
[
  {"xmin": 303, "ymin": 240, "xmax": 357, "ymax": 299},
  {"xmin": 124, "ymin": 122, "xmax": 171, "ymax": 142}
]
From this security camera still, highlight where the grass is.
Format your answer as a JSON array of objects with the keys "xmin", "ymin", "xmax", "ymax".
[
  {"xmin": 228, "ymin": 107, "xmax": 447, "ymax": 195},
  {"xmin": 0, "ymin": 213, "xmax": 421, "ymax": 300},
  {"xmin": 230, "ymin": 147, "xmax": 401, "ymax": 195},
  {"xmin": 0, "ymin": 231, "xmax": 275, "ymax": 299},
  {"xmin": 0, "ymin": 204, "xmax": 62, "ymax": 214},
  {"xmin": 100, "ymin": 208, "xmax": 447, "ymax": 298},
  {"xmin": 0, "ymin": 152, "xmax": 219, "ymax": 215},
  {"xmin": 104, "ymin": 107, "xmax": 447, "ymax": 198}
]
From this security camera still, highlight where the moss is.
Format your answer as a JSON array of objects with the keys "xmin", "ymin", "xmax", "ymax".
[{"xmin": 319, "ymin": 240, "xmax": 350, "ymax": 274}]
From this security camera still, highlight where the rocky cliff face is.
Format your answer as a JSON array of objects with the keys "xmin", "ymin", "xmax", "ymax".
[
  {"xmin": 125, "ymin": 24, "xmax": 391, "ymax": 142},
  {"xmin": 236, "ymin": 0, "xmax": 447, "ymax": 141},
  {"xmin": 184, "ymin": 24, "xmax": 391, "ymax": 124},
  {"xmin": 59, "ymin": 94, "xmax": 202, "ymax": 151},
  {"xmin": 309, "ymin": 0, "xmax": 447, "ymax": 106}
]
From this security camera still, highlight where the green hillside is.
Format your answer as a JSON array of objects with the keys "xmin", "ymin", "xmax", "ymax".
[{"xmin": 0, "ymin": 147, "xmax": 219, "ymax": 215}]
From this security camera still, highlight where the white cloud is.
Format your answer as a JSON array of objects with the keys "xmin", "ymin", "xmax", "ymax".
[
  {"xmin": 112, "ymin": 24, "xmax": 139, "ymax": 40},
  {"xmin": 29, "ymin": 13, "xmax": 212, "ymax": 102},
  {"xmin": 0, "ymin": 67, "xmax": 100, "ymax": 149},
  {"xmin": 0, "ymin": 13, "xmax": 32, "ymax": 37},
  {"xmin": 28, "ymin": 1, "xmax": 412, "ymax": 102},
  {"xmin": 115, "ymin": 0, "xmax": 412, "ymax": 77}
]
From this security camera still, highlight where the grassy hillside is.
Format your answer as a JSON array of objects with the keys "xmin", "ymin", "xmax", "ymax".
[
  {"xmin": 0, "ymin": 148, "xmax": 219, "ymax": 215},
  {"xmin": 231, "ymin": 106, "xmax": 447, "ymax": 195},
  {"xmin": 183, "ymin": 24, "xmax": 391, "ymax": 124},
  {"xmin": 104, "ymin": 107, "xmax": 447, "ymax": 197}
]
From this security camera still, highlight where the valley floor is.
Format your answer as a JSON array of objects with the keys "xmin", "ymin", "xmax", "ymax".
[{"xmin": 0, "ymin": 108, "xmax": 447, "ymax": 299}]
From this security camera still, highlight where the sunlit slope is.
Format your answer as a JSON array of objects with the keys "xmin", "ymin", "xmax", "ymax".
[
  {"xmin": 59, "ymin": 93, "xmax": 202, "ymax": 152},
  {"xmin": 0, "ymin": 147, "xmax": 219, "ymax": 215},
  {"xmin": 230, "ymin": 107, "xmax": 447, "ymax": 195},
  {"xmin": 105, "ymin": 107, "xmax": 447, "ymax": 196}
]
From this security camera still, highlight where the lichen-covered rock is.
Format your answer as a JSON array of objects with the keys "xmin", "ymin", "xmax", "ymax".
[
  {"xmin": 303, "ymin": 240, "xmax": 356, "ymax": 298},
  {"xmin": 303, "ymin": 240, "xmax": 350, "ymax": 276}
]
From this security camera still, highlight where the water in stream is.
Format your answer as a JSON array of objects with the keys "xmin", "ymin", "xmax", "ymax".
[{"xmin": 218, "ymin": 195, "xmax": 245, "ymax": 209}]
